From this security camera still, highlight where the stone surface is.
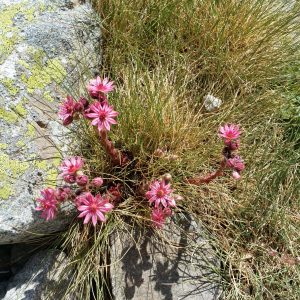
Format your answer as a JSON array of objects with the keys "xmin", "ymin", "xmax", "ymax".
[
  {"xmin": 203, "ymin": 94, "xmax": 222, "ymax": 112},
  {"xmin": 111, "ymin": 214, "xmax": 221, "ymax": 300},
  {"xmin": 0, "ymin": 0, "xmax": 101, "ymax": 243},
  {"xmin": 3, "ymin": 249, "xmax": 72, "ymax": 300}
]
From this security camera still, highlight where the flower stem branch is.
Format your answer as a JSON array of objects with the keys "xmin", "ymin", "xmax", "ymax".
[
  {"xmin": 99, "ymin": 131, "xmax": 128, "ymax": 166},
  {"xmin": 187, "ymin": 159, "xmax": 226, "ymax": 185}
]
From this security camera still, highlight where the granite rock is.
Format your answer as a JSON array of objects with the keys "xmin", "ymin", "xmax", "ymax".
[
  {"xmin": 110, "ymin": 214, "xmax": 221, "ymax": 300},
  {"xmin": 3, "ymin": 249, "xmax": 72, "ymax": 300},
  {"xmin": 0, "ymin": 0, "xmax": 101, "ymax": 243}
]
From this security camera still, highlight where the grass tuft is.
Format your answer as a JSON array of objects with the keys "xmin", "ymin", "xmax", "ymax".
[{"xmin": 55, "ymin": 0, "xmax": 300, "ymax": 298}]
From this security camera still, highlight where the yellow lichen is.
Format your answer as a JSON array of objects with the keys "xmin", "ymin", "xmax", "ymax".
[
  {"xmin": 0, "ymin": 153, "xmax": 30, "ymax": 200},
  {"xmin": 0, "ymin": 1, "xmax": 51, "ymax": 64},
  {"xmin": 43, "ymin": 91, "xmax": 55, "ymax": 102},
  {"xmin": 0, "ymin": 186, "xmax": 13, "ymax": 200},
  {"xmin": 0, "ymin": 3, "xmax": 21, "ymax": 63},
  {"xmin": 0, "ymin": 108, "xmax": 18, "ymax": 123},
  {"xmin": 0, "ymin": 78, "xmax": 19, "ymax": 96},
  {"xmin": 26, "ymin": 123, "xmax": 36, "ymax": 137},
  {"xmin": 24, "ymin": 7, "xmax": 35, "ymax": 22},
  {"xmin": 0, "ymin": 143, "xmax": 8, "ymax": 150},
  {"xmin": 21, "ymin": 49, "xmax": 67, "ymax": 95},
  {"xmin": 35, "ymin": 160, "xmax": 48, "ymax": 170},
  {"xmin": 15, "ymin": 102, "xmax": 27, "ymax": 116},
  {"xmin": 46, "ymin": 168, "xmax": 58, "ymax": 188},
  {"xmin": 16, "ymin": 140, "xmax": 26, "ymax": 148}
]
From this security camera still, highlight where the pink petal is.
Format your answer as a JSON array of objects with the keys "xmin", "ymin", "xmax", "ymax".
[
  {"xmin": 83, "ymin": 213, "xmax": 92, "ymax": 224},
  {"xmin": 92, "ymin": 214, "xmax": 98, "ymax": 226},
  {"xmin": 96, "ymin": 211, "xmax": 106, "ymax": 222}
]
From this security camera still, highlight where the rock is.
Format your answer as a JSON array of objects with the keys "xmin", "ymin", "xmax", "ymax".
[
  {"xmin": 0, "ymin": 281, "xmax": 8, "ymax": 299},
  {"xmin": 10, "ymin": 242, "xmax": 42, "ymax": 275},
  {"xmin": 3, "ymin": 249, "xmax": 72, "ymax": 300},
  {"xmin": 0, "ymin": 0, "xmax": 101, "ymax": 243},
  {"xmin": 110, "ymin": 214, "xmax": 221, "ymax": 300},
  {"xmin": 203, "ymin": 94, "xmax": 222, "ymax": 112}
]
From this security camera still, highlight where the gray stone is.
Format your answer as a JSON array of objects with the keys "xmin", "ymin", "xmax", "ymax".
[
  {"xmin": 0, "ymin": 0, "xmax": 101, "ymax": 243},
  {"xmin": 203, "ymin": 94, "xmax": 222, "ymax": 112},
  {"xmin": 110, "ymin": 214, "xmax": 221, "ymax": 300},
  {"xmin": 3, "ymin": 249, "xmax": 72, "ymax": 300}
]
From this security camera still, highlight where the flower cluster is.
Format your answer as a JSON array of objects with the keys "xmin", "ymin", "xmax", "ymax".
[
  {"xmin": 58, "ymin": 77, "xmax": 118, "ymax": 134},
  {"xmin": 219, "ymin": 124, "xmax": 245, "ymax": 179},
  {"xmin": 35, "ymin": 156, "xmax": 114, "ymax": 226},
  {"xmin": 146, "ymin": 176, "xmax": 178, "ymax": 228}
]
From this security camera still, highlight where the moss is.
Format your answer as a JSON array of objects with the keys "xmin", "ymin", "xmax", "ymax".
[
  {"xmin": 0, "ymin": 78, "xmax": 19, "ymax": 97},
  {"xmin": 0, "ymin": 108, "xmax": 18, "ymax": 123},
  {"xmin": 0, "ymin": 153, "xmax": 30, "ymax": 200}
]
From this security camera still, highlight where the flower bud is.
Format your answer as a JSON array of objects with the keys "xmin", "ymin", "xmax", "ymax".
[
  {"xmin": 164, "ymin": 207, "xmax": 173, "ymax": 217},
  {"xmin": 89, "ymin": 90, "xmax": 99, "ymax": 99},
  {"xmin": 74, "ymin": 102, "xmax": 84, "ymax": 112},
  {"xmin": 163, "ymin": 173, "xmax": 172, "ymax": 183},
  {"xmin": 232, "ymin": 170, "xmax": 241, "ymax": 180},
  {"xmin": 63, "ymin": 174, "xmax": 76, "ymax": 184},
  {"xmin": 63, "ymin": 116, "xmax": 73, "ymax": 126},
  {"xmin": 76, "ymin": 174, "xmax": 89, "ymax": 186},
  {"xmin": 56, "ymin": 186, "xmax": 72, "ymax": 202},
  {"xmin": 225, "ymin": 139, "xmax": 240, "ymax": 151},
  {"xmin": 153, "ymin": 148, "xmax": 164, "ymax": 157},
  {"xmin": 168, "ymin": 154, "xmax": 179, "ymax": 161},
  {"xmin": 174, "ymin": 194, "xmax": 183, "ymax": 202},
  {"xmin": 91, "ymin": 177, "xmax": 104, "ymax": 187},
  {"xmin": 98, "ymin": 94, "xmax": 108, "ymax": 103},
  {"xmin": 79, "ymin": 97, "xmax": 89, "ymax": 108}
]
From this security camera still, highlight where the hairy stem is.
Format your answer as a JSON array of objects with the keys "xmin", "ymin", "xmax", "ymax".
[
  {"xmin": 187, "ymin": 159, "xmax": 226, "ymax": 185},
  {"xmin": 99, "ymin": 131, "xmax": 127, "ymax": 166}
]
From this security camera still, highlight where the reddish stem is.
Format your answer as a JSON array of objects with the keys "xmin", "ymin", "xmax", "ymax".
[
  {"xmin": 99, "ymin": 131, "xmax": 128, "ymax": 166},
  {"xmin": 187, "ymin": 159, "xmax": 226, "ymax": 185}
]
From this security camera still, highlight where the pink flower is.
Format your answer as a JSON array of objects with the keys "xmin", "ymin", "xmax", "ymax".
[
  {"xmin": 58, "ymin": 96, "xmax": 76, "ymax": 126},
  {"xmin": 91, "ymin": 177, "xmax": 104, "ymax": 187},
  {"xmin": 87, "ymin": 76, "xmax": 115, "ymax": 99},
  {"xmin": 77, "ymin": 192, "xmax": 114, "ymax": 226},
  {"xmin": 76, "ymin": 174, "xmax": 89, "ymax": 186},
  {"xmin": 227, "ymin": 156, "xmax": 245, "ymax": 172},
  {"xmin": 60, "ymin": 157, "xmax": 84, "ymax": 176},
  {"xmin": 146, "ymin": 180, "xmax": 175, "ymax": 208},
  {"xmin": 35, "ymin": 188, "xmax": 58, "ymax": 221},
  {"xmin": 151, "ymin": 208, "xmax": 166, "ymax": 228},
  {"xmin": 219, "ymin": 124, "xmax": 241, "ymax": 141},
  {"xmin": 85, "ymin": 102, "xmax": 118, "ymax": 132}
]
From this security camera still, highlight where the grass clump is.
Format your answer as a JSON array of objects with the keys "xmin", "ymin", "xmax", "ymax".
[{"xmin": 50, "ymin": 0, "xmax": 300, "ymax": 299}]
